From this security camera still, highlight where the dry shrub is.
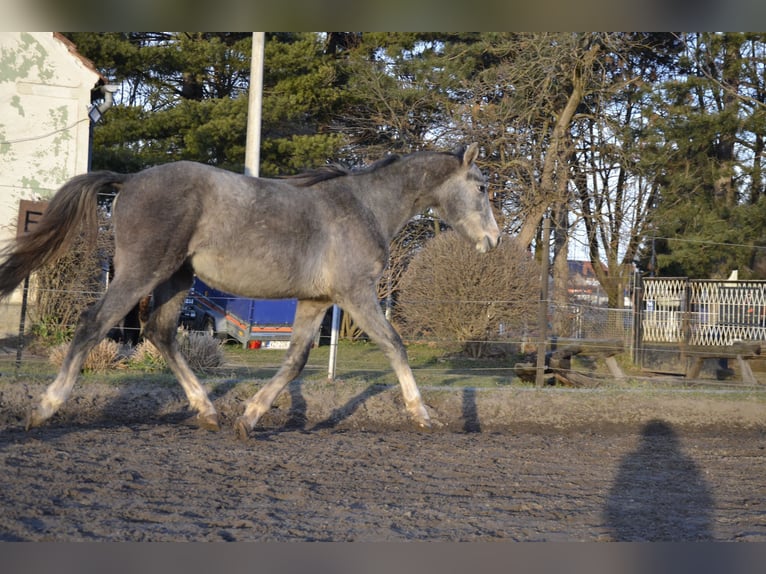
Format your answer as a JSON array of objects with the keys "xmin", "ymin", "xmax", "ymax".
[
  {"xmin": 48, "ymin": 331, "xmax": 224, "ymax": 374},
  {"xmin": 177, "ymin": 330, "xmax": 225, "ymax": 371},
  {"xmin": 30, "ymin": 205, "xmax": 115, "ymax": 345},
  {"xmin": 49, "ymin": 339, "xmax": 128, "ymax": 372},
  {"xmin": 128, "ymin": 340, "xmax": 167, "ymax": 371},
  {"xmin": 128, "ymin": 331, "xmax": 224, "ymax": 372},
  {"xmin": 396, "ymin": 231, "xmax": 540, "ymax": 357}
]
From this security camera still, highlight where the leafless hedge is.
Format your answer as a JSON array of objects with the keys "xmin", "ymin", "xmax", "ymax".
[
  {"xmin": 29, "ymin": 205, "xmax": 114, "ymax": 345},
  {"xmin": 396, "ymin": 231, "xmax": 540, "ymax": 357}
]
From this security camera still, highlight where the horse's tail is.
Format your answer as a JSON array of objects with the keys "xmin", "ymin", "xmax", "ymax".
[{"xmin": 0, "ymin": 171, "xmax": 129, "ymax": 300}]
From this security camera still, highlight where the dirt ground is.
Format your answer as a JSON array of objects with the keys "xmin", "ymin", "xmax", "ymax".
[{"xmin": 0, "ymin": 378, "xmax": 764, "ymax": 541}]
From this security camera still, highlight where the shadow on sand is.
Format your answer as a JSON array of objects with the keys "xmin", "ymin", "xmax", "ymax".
[{"xmin": 604, "ymin": 419, "xmax": 714, "ymax": 541}]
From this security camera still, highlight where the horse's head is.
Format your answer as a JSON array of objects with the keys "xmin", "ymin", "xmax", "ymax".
[{"xmin": 433, "ymin": 143, "xmax": 501, "ymax": 253}]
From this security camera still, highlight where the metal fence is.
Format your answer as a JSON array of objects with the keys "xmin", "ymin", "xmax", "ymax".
[
  {"xmin": 640, "ymin": 278, "xmax": 766, "ymax": 346},
  {"xmin": 547, "ymin": 303, "xmax": 634, "ymax": 357},
  {"xmin": 6, "ymin": 276, "xmax": 766, "ymax": 377}
]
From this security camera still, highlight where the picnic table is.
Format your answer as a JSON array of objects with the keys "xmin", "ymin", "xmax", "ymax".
[{"xmin": 514, "ymin": 338, "xmax": 625, "ymax": 387}]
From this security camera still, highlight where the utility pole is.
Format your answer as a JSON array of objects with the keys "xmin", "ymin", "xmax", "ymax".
[
  {"xmin": 245, "ymin": 32, "xmax": 265, "ymax": 178},
  {"xmin": 535, "ymin": 214, "xmax": 551, "ymax": 388}
]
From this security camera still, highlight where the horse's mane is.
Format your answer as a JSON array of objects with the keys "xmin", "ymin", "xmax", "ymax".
[{"xmin": 286, "ymin": 154, "xmax": 401, "ymax": 188}]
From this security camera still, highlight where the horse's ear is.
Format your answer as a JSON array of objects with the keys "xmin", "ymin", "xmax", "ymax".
[{"xmin": 462, "ymin": 143, "xmax": 479, "ymax": 167}]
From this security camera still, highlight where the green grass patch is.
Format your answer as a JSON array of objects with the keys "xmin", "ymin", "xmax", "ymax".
[
  {"xmin": 222, "ymin": 339, "xmax": 522, "ymax": 388},
  {"xmin": 4, "ymin": 338, "xmax": 765, "ymax": 393}
]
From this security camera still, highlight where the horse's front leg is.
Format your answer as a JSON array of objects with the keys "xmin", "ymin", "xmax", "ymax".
[
  {"xmin": 236, "ymin": 299, "xmax": 330, "ymax": 439},
  {"xmin": 339, "ymin": 292, "xmax": 431, "ymax": 430}
]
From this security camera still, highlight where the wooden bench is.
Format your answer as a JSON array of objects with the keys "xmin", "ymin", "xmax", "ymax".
[
  {"xmin": 684, "ymin": 341, "xmax": 761, "ymax": 385},
  {"xmin": 515, "ymin": 338, "xmax": 625, "ymax": 387}
]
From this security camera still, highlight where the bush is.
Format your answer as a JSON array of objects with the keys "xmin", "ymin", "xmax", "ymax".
[
  {"xmin": 48, "ymin": 331, "xmax": 225, "ymax": 373},
  {"xmin": 30, "ymin": 206, "xmax": 114, "ymax": 346},
  {"xmin": 49, "ymin": 339, "xmax": 129, "ymax": 372},
  {"xmin": 126, "ymin": 331, "xmax": 225, "ymax": 372},
  {"xmin": 177, "ymin": 329, "xmax": 226, "ymax": 371},
  {"xmin": 127, "ymin": 340, "xmax": 167, "ymax": 371},
  {"xmin": 396, "ymin": 231, "xmax": 540, "ymax": 358}
]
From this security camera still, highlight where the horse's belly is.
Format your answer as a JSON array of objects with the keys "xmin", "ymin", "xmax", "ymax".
[{"xmin": 190, "ymin": 252, "xmax": 324, "ymax": 300}]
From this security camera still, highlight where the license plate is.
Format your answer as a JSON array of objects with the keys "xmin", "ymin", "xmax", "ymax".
[{"xmin": 263, "ymin": 340, "xmax": 290, "ymax": 350}]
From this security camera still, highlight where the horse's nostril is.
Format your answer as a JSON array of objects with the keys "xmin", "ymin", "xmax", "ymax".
[{"xmin": 477, "ymin": 235, "xmax": 496, "ymax": 253}]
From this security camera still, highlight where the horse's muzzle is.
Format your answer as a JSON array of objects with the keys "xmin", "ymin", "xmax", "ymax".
[{"xmin": 476, "ymin": 233, "xmax": 501, "ymax": 253}]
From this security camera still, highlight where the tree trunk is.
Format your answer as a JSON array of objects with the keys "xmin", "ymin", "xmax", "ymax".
[
  {"xmin": 551, "ymin": 201, "xmax": 570, "ymax": 336},
  {"xmin": 515, "ymin": 43, "xmax": 601, "ymax": 249}
]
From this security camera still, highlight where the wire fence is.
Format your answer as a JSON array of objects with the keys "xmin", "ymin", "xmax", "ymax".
[
  {"xmin": 2, "ymin": 285, "xmax": 765, "ymax": 388},
  {"xmin": 550, "ymin": 303, "xmax": 633, "ymax": 343}
]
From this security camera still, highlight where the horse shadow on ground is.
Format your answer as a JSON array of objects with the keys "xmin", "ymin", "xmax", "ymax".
[
  {"xmin": 283, "ymin": 379, "xmax": 390, "ymax": 431},
  {"xmin": 461, "ymin": 387, "xmax": 481, "ymax": 432},
  {"xmin": 603, "ymin": 419, "xmax": 714, "ymax": 542},
  {"xmin": 6, "ymin": 374, "xmax": 483, "ymax": 437},
  {"xmin": 282, "ymin": 380, "xmax": 482, "ymax": 433}
]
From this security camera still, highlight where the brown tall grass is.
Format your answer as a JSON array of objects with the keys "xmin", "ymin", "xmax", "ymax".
[{"xmin": 48, "ymin": 330, "xmax": 225, "ymax": 373}]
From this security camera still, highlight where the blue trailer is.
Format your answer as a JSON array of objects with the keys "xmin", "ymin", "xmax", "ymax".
[{"xmin": 180, "ymin": 278, "xmax": 297, "ymax": 349}]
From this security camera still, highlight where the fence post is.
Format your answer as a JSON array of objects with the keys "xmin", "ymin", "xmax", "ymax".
[
  {"xmin": 15, "ymin": 275, "xmax": 30, "ymax": 369},
  {"xmin": 535, "ymin": 215, "xmax": 551, "ymax": 388},
  {"xmin": 632, "ymin": 271, "xmax": 642, "ymax": 366},
  {"xmin": 327, "ymin": 304, "xmax": 341, "ymax": 380}
]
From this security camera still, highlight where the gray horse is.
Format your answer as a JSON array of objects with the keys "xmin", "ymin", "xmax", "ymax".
[{"xmin": 0, "ymin": 144, "xmax": 500, "ymax": 438}]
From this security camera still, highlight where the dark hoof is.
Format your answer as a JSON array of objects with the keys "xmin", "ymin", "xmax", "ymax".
[
  {"xmin": 235, "ymin": 417, "xmax": 251, "ymax": 441},
  {"xmin": 25, "ymin": 407, "xmax": 46, "ymax": 431},
  {"xmin": 194, "ymin": 413, "xmax": 220, "ymax": 432}
]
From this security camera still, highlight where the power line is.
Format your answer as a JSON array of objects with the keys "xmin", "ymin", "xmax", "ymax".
[
  {"xmin": 658, "ymin": 235, "xmax": 766, "ymax": 250},
  {"xmin": 0, "ymin": 117, "xmax": 90, "ymax": 146},
  {"xmin": 567, "ymin": 230, "xmax": 766, "ymax": 256}
]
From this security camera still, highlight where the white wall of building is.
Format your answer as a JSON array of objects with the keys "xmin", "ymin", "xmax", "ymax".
[{"xmin": 0, "ymin": 32, "xmax": 100, "ymax": 335}]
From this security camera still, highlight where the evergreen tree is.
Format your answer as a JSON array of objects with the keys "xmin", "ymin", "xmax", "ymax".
[
  {"xmin": 65, "ymin": 32, "xmax": 347, "ymax": 175},
  {"xmin": 640, "ymin": 33, "xmax": 766, "ymax": 279}
]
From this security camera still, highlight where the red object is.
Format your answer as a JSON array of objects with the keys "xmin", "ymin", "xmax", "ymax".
[{"xmin": 248, "ymin": 340, "xmax": 262, "ymax": 350}]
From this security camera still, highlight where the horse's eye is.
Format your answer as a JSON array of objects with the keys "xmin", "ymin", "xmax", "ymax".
[{"xmin": 478, "ymin": 184, "xmax": 488, "ymax": 195}]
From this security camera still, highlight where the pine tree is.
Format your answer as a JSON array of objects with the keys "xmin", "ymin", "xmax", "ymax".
[
  {"xmin": 641, "ymin": 33, "xmax": 766, "ymax": 279},
  {"xmin": 65, "ymin": 32, "xmax": 347, "ymax": 175}
]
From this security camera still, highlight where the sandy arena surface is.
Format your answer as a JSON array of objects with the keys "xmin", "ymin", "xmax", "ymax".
[{"xmin": 0, "ymin": 379, "xmax": 764, "ymax": 541}]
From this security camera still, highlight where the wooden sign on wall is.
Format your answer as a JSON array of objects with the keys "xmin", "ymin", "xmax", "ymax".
[{"xmin": 17, "ymin": 200, "xmax": 49, "ymax": 238}]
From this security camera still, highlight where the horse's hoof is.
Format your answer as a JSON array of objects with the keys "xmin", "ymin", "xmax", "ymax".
[
  {"xmin": 407, "ymin": 404, "xmax": 432, "ymax": 432},
  {"xmin": 415, "ymin": 418, "xmax": 433, "ymax": 432},
  {"xmin": 196, "ymin": 413, "xmax": 220, "ymax": 432},
  {"xmin": 25, "ymin": 407, "xmax": 46, "ymax": 431},
  {"xmin": 234, "ymin": 417, "xmax": 251, "ymax": 441}
]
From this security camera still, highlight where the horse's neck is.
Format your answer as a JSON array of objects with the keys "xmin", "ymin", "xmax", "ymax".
[{"xmin": 356, "ymin": 154, "xmax": 450, "ymax": 241}]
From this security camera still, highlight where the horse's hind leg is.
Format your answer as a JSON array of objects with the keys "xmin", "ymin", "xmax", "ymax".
[
  {"xmin": 339, "ymin": 291, "xmax": 431, "ymax": 430},
  {"xmin": 26, "ymin": 279, "xmax": 147, "ymax": 429},
  {"xmin": 142, "ymin": 267, "xmax": 219, "ymax": 430},
  {"xmin": 236, "ymin": 299, "xmax": 330, "ymax": 439}
]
